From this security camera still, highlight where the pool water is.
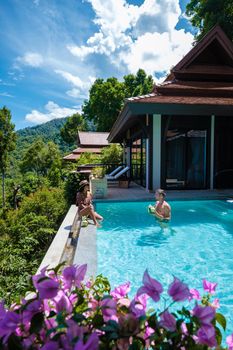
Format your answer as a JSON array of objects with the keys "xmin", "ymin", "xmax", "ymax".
[{"xmin": 96, "ymin": 200, "xmax": 233, "ymax": 329}]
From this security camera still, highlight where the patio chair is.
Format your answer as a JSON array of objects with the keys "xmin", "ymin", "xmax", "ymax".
[
  {"xmin": 106, "ymin": 166, "xmax": 130, "ymax": 180},
  {"xmin": 105, "ymin": 165, "xmax": 123, "ymax": 178}
]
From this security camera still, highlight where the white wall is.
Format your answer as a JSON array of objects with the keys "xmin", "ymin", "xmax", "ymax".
[{"xmin": 152, "ymin": 114, "xmax": 161, "ymax": 190}]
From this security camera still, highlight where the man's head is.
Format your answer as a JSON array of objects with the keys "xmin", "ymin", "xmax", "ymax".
[{"xmin": 155, "ymin": 189, "xmax": 166, "ymax": 201}]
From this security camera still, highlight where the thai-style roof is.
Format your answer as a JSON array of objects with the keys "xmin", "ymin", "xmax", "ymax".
[
  {"xmin": 78, "ymin": 131, "xmax": 109, "ymax": 146},
  {"xmin": 108, "ymin": 25, "xmax": 233, "ymax": 142},
  {"xmin": 63, "ymin": 131, "xmax": 109, "ymax": 161}
]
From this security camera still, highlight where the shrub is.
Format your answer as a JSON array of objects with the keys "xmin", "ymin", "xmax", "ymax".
[{"xmin": 0, "ymin": 265, "xmax": 230, "ymax": 349}]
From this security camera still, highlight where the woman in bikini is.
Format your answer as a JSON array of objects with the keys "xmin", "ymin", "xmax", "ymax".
[{"xmin": 76, "ymin": 180, "xmax": 103, "ymax": 227}]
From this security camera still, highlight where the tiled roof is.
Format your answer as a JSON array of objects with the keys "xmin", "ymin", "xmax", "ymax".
[
  {"xmin": 72, "ymin": 147, "xmax": 103, "ymax": 154},
  {"xmin": 78, "ymin": 131, "xmax": 109, "ymax": 146}
]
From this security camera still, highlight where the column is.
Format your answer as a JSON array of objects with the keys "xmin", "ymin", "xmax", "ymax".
[
  {"xmin": 210, "ymin": 115, "xmax": 215, "ymax": 190},
  {"xmin": 146, "ymin": 138, "xmax": 149, "ymax": 190},
  {"xmin": 152, "ymin": 114, "xmax": 161, "ymax": 190}
]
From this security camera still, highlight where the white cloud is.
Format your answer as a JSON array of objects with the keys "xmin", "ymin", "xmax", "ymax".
[
  {"xmin": 68, "ymin": 0, "xmax": 194, "ymax": 79},
  {"xmin": 0, "ymin": 92, "xmax": 14, "ymax": 98},
  {"xmin": 25, "ymin": 101, "xmax": 79, "ymax": 124},
  {"xmin": 55, "ymin": 69, "xmax": 95, "ymax": 98},
  {"xmin": 16, "ymin": 52, "xmax": 44, "ymax": 67}
]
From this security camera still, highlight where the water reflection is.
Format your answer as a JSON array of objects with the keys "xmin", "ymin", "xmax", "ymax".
[{"xmin": 137, "ymin": 220, "xmax": 176, "ymax": 247}]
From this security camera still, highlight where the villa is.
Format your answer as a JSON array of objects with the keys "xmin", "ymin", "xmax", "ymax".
[
  {"xmin": 63, "ymin": 131, "xmax": 109, "ymax": 161},
  {"xmin": 108, "ymin": 25, "xmax": 233, "ymax": 191}
]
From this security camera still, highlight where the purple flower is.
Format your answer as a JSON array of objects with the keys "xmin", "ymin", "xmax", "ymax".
[
  {"xmin": 37, "ymin": 278, "xmax": 59, "ymax": 299},
  {"xmin": 203, "ymin": 279, "xmax": 217, "ymax": 294},
  {"xmin": 189, "ymin": 288, "xmax": 201, "ymax": 301},
  {"xmin": 0, "ymin": 311, "xmax": 20, "ymax": 340},
  {"xmin": 74, "ymin": 332, "xmax": 99, "ymax": 350},
  {"xmin": 192, "ymin": 305, "xmax": 215, "ymax": 325},
  {"xmin": 62, "ymin": 264, "xmax": 87, "ymax": 289},
  {"xmin": 32, "ymin": 266, "xmax": 48, "ymax": 289},
  {"xmin": 227, "ymin": 333, "xmax": 233, "ymax": 350},
  {"xmin": 53, "ymin": 290, "xmax": 72, "ymax": 313},
  {"xmin": 100, "ymin": 298, "xmax": 117, "ymax": 319},
  {"xmin": 196, "ymin": 325, "xmax": 217, "ymax": 348},
  {"xmin": 159, "ymin": 311, "xmax": 176, "ymax": 332},
  {"xmin": 111, "ymin": 282, "xmax": 130, "ymax": 299},
  {"xmin": 181, "ymin": 322, "xmax": 188, "ymax": 335},
  {"xmin": 41, "ymin": 342, "xmax": 59, "ymax": 350},
  {"xmin": 23, "ymin": 299, "xmax": 42, "ymax": 323},
  {"xmin": 130, "ymin": 294, "xmax": 148, "ymax": 318},
  {"xmin": 168, "ymin": 277, "xmax": 190, "ymax": 302},
  {"xmin": 137, "ymin": 269, "xmax": 163, "ymax": 302}
]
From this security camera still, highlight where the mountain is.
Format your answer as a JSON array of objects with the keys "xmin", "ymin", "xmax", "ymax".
[{"xmin": 15, "ymin": 118, "xmax": 74, "ymax": 160}]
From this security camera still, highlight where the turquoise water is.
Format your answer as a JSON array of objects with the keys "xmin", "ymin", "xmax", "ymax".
[{"xmin": 96, "ymin": 200, "xmax": 233, "ymax": 329}]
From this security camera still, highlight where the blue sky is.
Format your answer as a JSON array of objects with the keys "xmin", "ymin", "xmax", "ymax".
[{"xmin": 0, "ymin": 0, "xmax": 196, "ymax": 130}]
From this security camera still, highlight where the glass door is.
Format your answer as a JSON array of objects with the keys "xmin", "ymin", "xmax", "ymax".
[{"xmin": 166, "ymin": 129, "xmax": 207, "ymax": 189}]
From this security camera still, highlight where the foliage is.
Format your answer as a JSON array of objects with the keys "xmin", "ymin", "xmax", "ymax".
[
  {"xmin": 64, "ymin": 171, "xmax": 83, "ymax": 205},
  {"xmin": 0, "ymin": 264, "xmax": 230, "ymax": 349},
  {"xmin": 82, "ymin": 77, "xmax": 125, "ymax": 132},
  {"xmin": 20, "ymin": 139, "xmax": 62, "ymax": 181},
  {"xmin": 60, "ymin": 113, "xmax": 86, "ymax": 146},
  {"xmin": 101, "ymin": 144, "xmax": 123, "ymax": 165},
  {"xmin": 82, "ymin": 69, "xmax": 154, "ymax": 131},
  {"xmin": 0, "ymin": 187, "xmax": 67, "ymax": 303},
  {"xmin": 186, "ymin": 0, "xmax": 233, "ymax": 41},
  {"xmin": 0, "ymin": 106, "xmax": 16, "ymax": 207}
]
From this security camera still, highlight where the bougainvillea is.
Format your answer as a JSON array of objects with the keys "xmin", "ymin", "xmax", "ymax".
[{"xmin": 0, "ymin": 264, "xmax": 231, "ymax": 349}]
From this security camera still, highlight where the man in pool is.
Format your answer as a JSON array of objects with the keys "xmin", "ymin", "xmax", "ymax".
[{"xmin": 149, "ymin": 189, "xmax": 171, "ymax": 221}]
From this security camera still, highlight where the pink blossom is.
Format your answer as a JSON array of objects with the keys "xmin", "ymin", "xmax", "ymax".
[
  {"xmin": 23, "ymin": 299, "xmax": 42, "ymax": 323},
  {"xmin": 192, "ymin": 305, "xmax": 215, "ymax": 325},
  {"xmin": 212, "ymin": 298, "xmax": 220, "ymax": 309},
  {"xmin": 130, "ymin": 294, "xmax": 148, "ymax": 317},
  {"xmin": 111, "ymin": 281, "xmax": 130, "ymax": 299},
  {"xmin": 203, "ymin": 279, "xmax": 217, "ymax": 294},
  {"xmin": 37, "ymin": 278, "xmax": 59, "ymax": 299},
  {"xmin": 159, "ymin": 311, "xmax": 176, "ymax": 332},
  {"xmin": 196, "ymin": 325, "xmax": 217, "ymax": 347},
  {"xmin": 74, "ymin": 332, "xmax": 99, "ymax": 350},
  {"xmin": 100, "ymin": 298, "xmax": 117, "ymax": 319},
  {"xmin": 189, "ymin": 289, "xmax": 201, "ymax": 300},
  {"xmin": 137, "ymin": 269, "xmax": 163, "ymax": 302},
  {"xmin": 32, "ymin": 266, "xmax": 48, "ymax": 289},
  {"xmin": 0, "ymin": 301, "xmax": 6, "ymax": 320},
  {"xmin": 227, "ymin": 333, "xmax": 233, "ymax": 350},
  {"xmin": 168, "ymin": 277, "xmax": 190, "ymax": 302},
  {"xmin": 181, "ymin": 322, "xmax": 189, "ymax": 335}
]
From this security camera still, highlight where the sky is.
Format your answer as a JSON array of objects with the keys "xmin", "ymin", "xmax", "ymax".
[{"xmin": 0, "ymin": 0, "xmax": 196, "ymax": 130}]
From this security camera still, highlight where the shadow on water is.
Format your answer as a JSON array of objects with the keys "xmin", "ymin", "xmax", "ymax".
[{"xmin": 137, "ymin": 219, "xmax": 176, "ymax": 247}]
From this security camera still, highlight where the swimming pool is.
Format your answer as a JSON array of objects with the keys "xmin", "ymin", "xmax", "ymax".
[{"xmin": 96, "ymin": 199, "xmax": 233, "ymax": 329}]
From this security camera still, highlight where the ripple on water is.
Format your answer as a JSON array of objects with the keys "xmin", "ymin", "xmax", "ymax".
[{"xmin": 96, "ymin": 200, "xmax": 233, "ymax": 335}]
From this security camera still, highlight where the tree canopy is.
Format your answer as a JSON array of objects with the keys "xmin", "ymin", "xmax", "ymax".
[
  {"xmin": 186, "ymin": 0, "xmax": 233, "ymax": 41},
  {"xmin": 82, "ymin": 69, "xmax": 154, "ymax": 132},
  {"xmin": 60, "ymin": 113, "xmax": 86, "ymax": 145}
]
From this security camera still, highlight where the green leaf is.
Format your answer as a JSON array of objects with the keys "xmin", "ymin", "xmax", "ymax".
[
  {"xmin": 215, "ymin": 326, "xmax": 222, "ymax": 346},
  {"xmin": 92, "ymin": 313, "xmax": 104, "ymax": 328},
  {"xmin": 216, "ymin": 312, "xmax": 227, "ymax": 331},
  {"xmin": 7, "ymin": 334, "xmax": 23, "ymax": 350},
  {"xmin": 29, "ymin": 312, "xmax": 44, "ymax": 334}
]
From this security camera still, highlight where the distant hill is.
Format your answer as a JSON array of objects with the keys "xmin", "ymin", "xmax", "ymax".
[{"xmin": 15, "ymin": 118, "xmax": 74, "ymax": 160}]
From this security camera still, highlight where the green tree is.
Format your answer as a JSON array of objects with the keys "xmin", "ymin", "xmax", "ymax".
[
  {"xmin": 101, "ymin": 144, "xmax": 123, "ymax": 165},
  {"xmin": 0, "ymin": 107, "xmax": 16, "ymax": 207},
  {"xmin": 60, "ymin": 113, "xmax": 86, "ymax": 145},
  {"xmin": 124, "ymin": 69, "xmax": 154, "ymax": 97},
  {"xmin": 82, "ymin": 77, "xmax": 125, "ymax": 132},
  {"xmin": 20, "ymin": 139, "xmax": 62, "ymax": 178},
  {"xmin": 186, "ymin": 0, "xmax": 233, "ymax": 41},
  {"xmin": 82, "ymin": 70, "xmax": 154, "ymax": 132}
]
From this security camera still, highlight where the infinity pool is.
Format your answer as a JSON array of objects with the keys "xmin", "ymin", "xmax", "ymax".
[{"xmin": 96, "ymin": 200, "xmax": 233, "ymax": 328}]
